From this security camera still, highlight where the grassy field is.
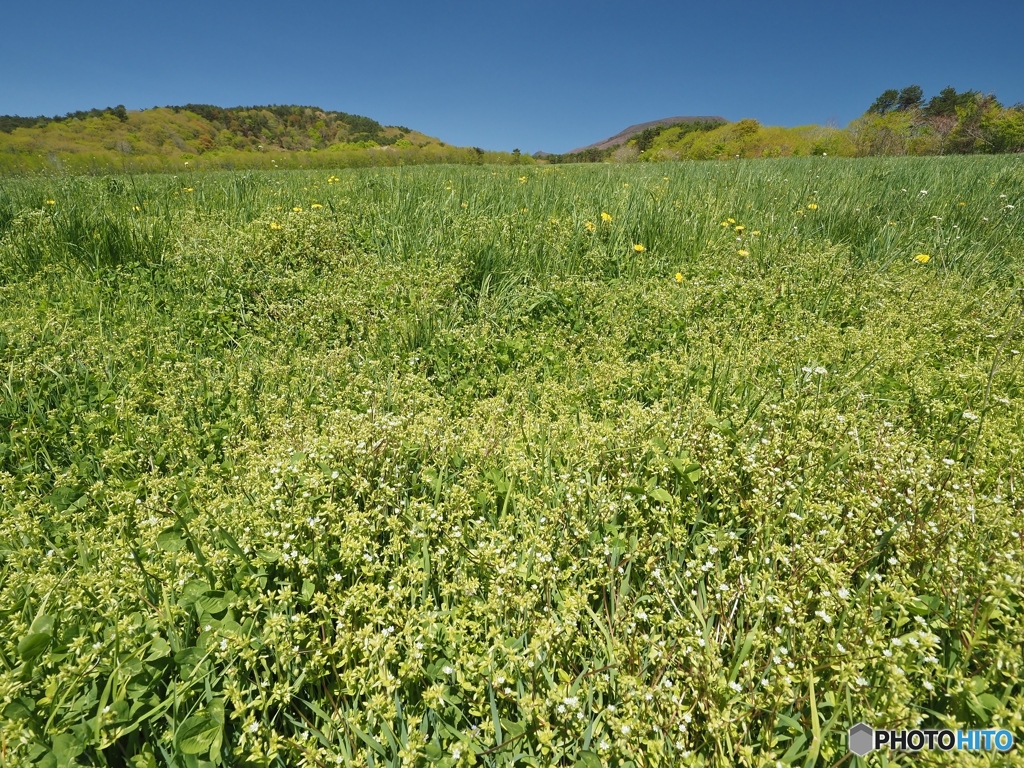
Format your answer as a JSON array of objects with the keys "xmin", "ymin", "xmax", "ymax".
[{"xmin": 1, "ymin": 157, "xmax": 1023, "ymax": 767}]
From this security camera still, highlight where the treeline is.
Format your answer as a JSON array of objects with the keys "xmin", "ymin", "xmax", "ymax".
[
  {"xmin": 0, "ymin": 103, "xmax": 530, "ymax": 176},
  {"xmin": 166, "ymin": 104, "xmax": 407, "ymax": 149},
  {"xmin": 853, "ymin": 85, "xmax": 1024, "ymax": 155},
  {"xmin": 0, "ymin": 105, "xmax": 128, "ymax": 134},
  {"xmin": 0, "ymin": 104, "xmax": 414, "ymax": 154},
  {"xmin": 540, "ymin": 86, "xmax": 1024, "ymax": 164}
]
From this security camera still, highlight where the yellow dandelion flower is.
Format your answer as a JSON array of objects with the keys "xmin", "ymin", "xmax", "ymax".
[
  {"xmin": 720, "ymin": 221, "xmax": 730, "ymax": 227},
  {"xmin": 133, "ymin": 205, "xmax": 141, "ymax": 212},
  {"xmin": 310, "ymin": 203, "xmax": 323, "ymax": 209},
  {"xmin": 914, "ymin": 253, "xmax": 931, "ymax": 264},
  {"xmin": 461, "ymin": 202, "xmax": 468, "ymax": 208},
  {"xmin": 269, "ymin": 222, "xmax": 283, "ymax": 230},
  {"xmin": 633, "ymin": 244, "xmax": 646, "ymax": 252},
  {"xmin": 600, "ymin": 212, "xmax": 613, "ymax": 223},
  {"xmin": 738, "ymin": 249, "xmax": 750, "ymax": 256},
  {"xmin": 45, "ymin": 199, "xmax": 56, "ymax": 205},
  {"xmin": 518, "ymin": 176, "xmax": 528, "ymax": 183},
  {"xmin": 585, "ymin": 221, "xmax": 596, "ymax": 232},
  {"xmin": 751, "ymin": 230, "xmax": 761, "ymax": 236},
  {"xmin": 735, "ymin": 225, "xmax": 745, "ymax": 233},
  {"xmin": 957, "ymin": 201, "xmax": 966, "ymax": 206},
  {"xmin": 184, "ymin": 187, "xmax": 194, "ymax": 193},
  {"xmin": 292, "ymin": 206, "xmax": 302, "ymax": 212},
  {"xmin": 727, "ymin": 218, "xmax": 736, "ymax": 224},
  {"xmin": 674, "ymin": 272, "xmax": 683, "ymax": 283},
  {"xmin": 807, "ymin": 203, "xmax": 818, "ymax": 210}
]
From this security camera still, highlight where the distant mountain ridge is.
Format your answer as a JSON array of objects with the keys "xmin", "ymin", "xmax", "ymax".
[{"xmin": 568, "ymin": 115, "xmax": 727, "ymax": 153}]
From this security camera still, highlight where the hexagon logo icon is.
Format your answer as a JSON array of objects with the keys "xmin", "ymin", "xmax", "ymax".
[{"xmin": 848, "ymin": 722, "xmax": 874, "ymax": 756}]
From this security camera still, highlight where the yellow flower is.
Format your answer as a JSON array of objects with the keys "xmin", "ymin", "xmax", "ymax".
[
  {"xmin": 45, "ymin": 199, "xmax": 55, "ymax": 205},
  {"xmin": 183, "ymin": 187, "xmax": 194, "ymax": 193},
  {"xmin": 633, "ymin": 244, "xmax": 646, "ymax": 252},
  {"xmin": 518, "ymin": 176, "xmax": 528, "ymax": 183},
  {"xmin": 738, "ymin": 249, "xmax": 750, "ymax": 256},
  {"xmin": 735, "ymin": 225, "xmax": 745, "ymax": 233},
  {"xmin": 584, "ymin": 221, "xmax": 596, "ymax": 232},
  {"xmin": 957, "ymin": 201, "xmax": 966, "ymax": 207},
  {"xmin": 751, "ymin": 230, "xmax": 761, "ymax": 236},
  {"xmin": 807, "ymin": 203, "xmax": 818, "ymax": 210},
  {"xmin": 600, "ymin": 212, "xmax": 613, "ymax": 223},
  {"xmin": 310, "ymin": 203, "xmax": 323, "ymax": 209},
  {"xmin": 269, "ymin": 222, "xmax": 283, "ymax": 230},
  {"xmin": 461, "ymin": 202, "xmax": 468, "ymax": 208},
  {"xmin": 674, "ymin": 272, "xmax": 683, "ymax": 283},
  {"xmin": 133, "ymin": 205, "xmax": 141, "ymax": 212},
  {"xmin": 914, "ymin": 253, "xmax": 931, "ymax": 264},
  {"xmin": 292, "ymin": 206, "xmax": 302, "ymax": 212},
  {"xmin": 727, "ymin": 218, "xmax": 736, "ymax": 224}
]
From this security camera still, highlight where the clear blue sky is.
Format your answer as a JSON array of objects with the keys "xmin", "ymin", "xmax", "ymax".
[{"xmin": 3, "ymin": 1, "xmax": 1023, "ymax": 154}]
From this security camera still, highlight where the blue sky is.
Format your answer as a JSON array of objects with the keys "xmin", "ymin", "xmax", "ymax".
[{"xmin": 4, "ymin": 1, "xmax": 1023, "ymax": 154}]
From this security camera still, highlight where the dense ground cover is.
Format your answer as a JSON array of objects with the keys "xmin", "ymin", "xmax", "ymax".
[{"xmin": 1, "ymin": 158, "xmax": 1023, "ymax": 767}]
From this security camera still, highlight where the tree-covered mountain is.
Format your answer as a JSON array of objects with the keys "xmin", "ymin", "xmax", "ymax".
[{"xmin": 0, "ymin": 104, "xmax": 525, "ymax": 174}]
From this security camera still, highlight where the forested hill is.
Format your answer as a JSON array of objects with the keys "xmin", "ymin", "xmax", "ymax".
[
  {"xmin": 543, "ymin": 85, "xmax": 1024, "ymax": 163},
  {"xmin": 0, "ymin": 104, "xmax": 525, "ymax": 173}
]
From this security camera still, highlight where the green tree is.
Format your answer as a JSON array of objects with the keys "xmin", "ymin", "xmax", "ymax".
[
  {"xmin": 868, "ymin": 89, "xmax": 899, "ymax": 115},
  {"xmin": 924, "ymin": 86, "xmax": 979, "ymax": 118},
  {"xmin": 849, "ymin": 109, "xmax": 916, "ymax": 155},
  {"xmin": 896, "ymin": 85, "xmax": 923, "ymax": 111}
]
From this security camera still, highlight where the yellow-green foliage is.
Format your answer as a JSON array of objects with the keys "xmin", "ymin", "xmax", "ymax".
[
  {"xmin": 0, "ymin": 159, "xmax": 1022, "ymax": 767},
  {"xmin": 636, "ymin": 120, "xmax": 857, "ymax": 161},
  {"xmin": 0, "ymin": 107, "xmax": 525, "ymax": 175}
]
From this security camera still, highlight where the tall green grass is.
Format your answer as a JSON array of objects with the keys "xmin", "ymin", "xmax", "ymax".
[{"xmin": 0, "ymin": 157, "xmax": 1022, "ymax": 767}]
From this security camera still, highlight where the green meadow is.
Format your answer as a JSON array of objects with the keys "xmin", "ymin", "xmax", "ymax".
[{"xmin": 1, "ymin": 157, "xmax": 1023, "ymax": 767}]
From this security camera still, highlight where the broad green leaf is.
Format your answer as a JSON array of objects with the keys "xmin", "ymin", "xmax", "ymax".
[
  {"xmin": 648, "ymin": 487, "xmax": 674, "ymax": 503},
  {"xmin": 175, "ymin": 713, "xmax": 221, "ymax": 755},
  {"xmin": 51, "ymin": 732, "xmax": 85, "ymax": 767},
  {"xmin": 145, "ymin": 637, "xmax": 170, "ymax": 660},
  {"xmin": 195, "ymin": 590, "xmax": 235, "ymax": 616},
  {"xmin": 3, "ymin": 697, "xmax": 36, "ymax": 719},
  {"xmin": 18, "ymin": 632, "xmax": 52, "ymax": 661},
  {"xmin": 156, "ymin": 529, "xmax": 186, "ymax": 552},
  {"xmin": 424, "ymin": 744, "xmax": 443, "ymax": 762},
  {"xmin": 500, "ymin": 718, "xmax": 526, "ymax": 738}
]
